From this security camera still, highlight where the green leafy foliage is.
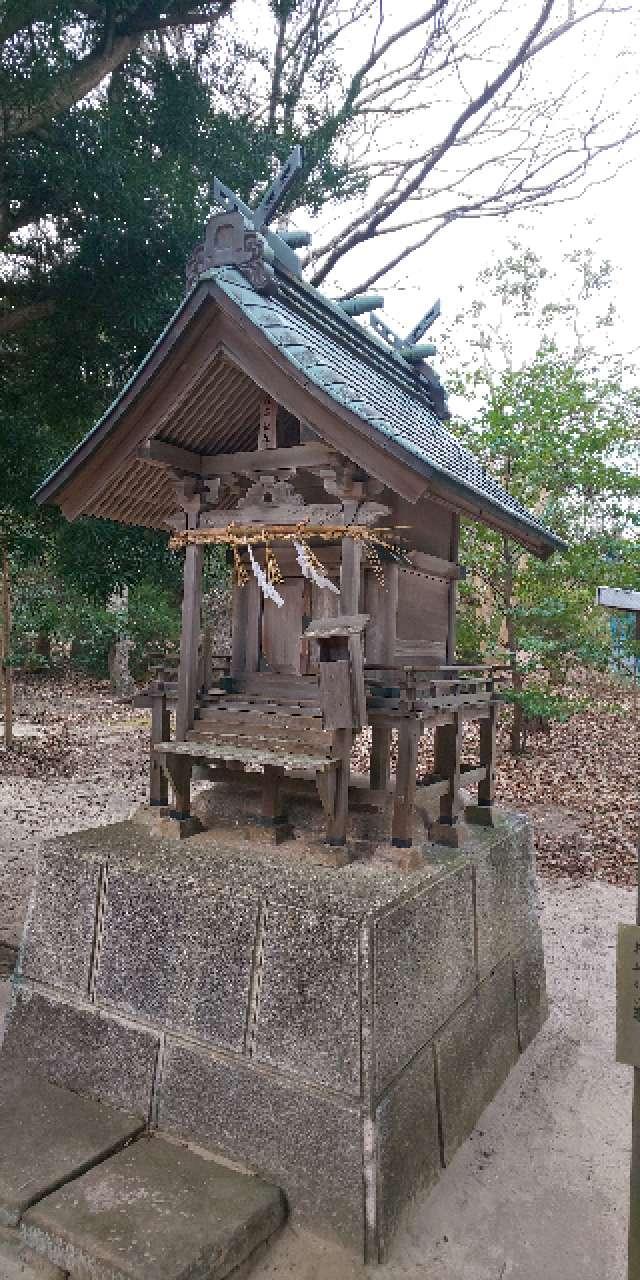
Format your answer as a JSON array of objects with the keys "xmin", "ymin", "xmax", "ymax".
[{"xmin": 450, "ymin": 247, "xmax": 640, "ymax": 751}]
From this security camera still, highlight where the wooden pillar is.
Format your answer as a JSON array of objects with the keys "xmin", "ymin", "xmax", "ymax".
[
  {"xmin": 391, "ymin": 717, "xmax": 420, "ymax": 846},
  {"xmin": 175, "ymin": 528, "xmax": 203, "ymax": 742},
  {"xmin": 478, "ymin": 701, "xmax": 498, "ymax": 807},
  {"xmin": 340, "ymin": 536, "xmax": 362, "ymax": 613},
  {"xmin": 166, "ymin": 755, "xmax": 192, "ymax": 820},
  {"xmin": 446, "ymin": 515, "xmax": 460, "ymax": 665},
  {"xmin": 230, "ymin": 573, "xmax": 261, "ymax": 678},
  {"xmin": 366, "ymin": 560, "xmax": 398, "ymax": 793},
  {"xmin": 260, "ymin": 764, "xmax": 292, "ymax": 843},
  {"xmin": 434, "ymin": 709, "xmax": 463, "ymax": 825},
  {"xmin": 149, "ymin": 685, "xmax": 170, "ymax": 807}
]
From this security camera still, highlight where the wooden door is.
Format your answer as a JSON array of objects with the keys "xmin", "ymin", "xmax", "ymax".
[
  {"xmin": 395, "ymin": 568, "xmax": 448, "ymax": 665},
  {"xmin": 261, "ymin": 578, "xmax": 306, "ymax": 674}
]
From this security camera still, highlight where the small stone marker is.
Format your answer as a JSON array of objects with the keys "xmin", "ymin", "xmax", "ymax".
[{"xmin": 617, "ymin": 924, "xmax": 640, "ymax": 1067}]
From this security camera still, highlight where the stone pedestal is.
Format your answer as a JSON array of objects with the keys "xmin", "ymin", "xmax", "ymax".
[{"xmin": 2, "ymin": 813, "xmax": 547, "ymax": 1262}]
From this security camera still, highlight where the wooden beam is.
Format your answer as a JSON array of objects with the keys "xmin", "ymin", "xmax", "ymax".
[
  {"xmin": 202, "ymin": 442, "xmax": 338, "ymax": 477},
  {"xmin": 142, "ymin": 439, "xmax": 340, "ymax": 479},
  {"xmin": 407, "ymin": 549, "xmax": 462, "ymax": 581},
  {"xmin": 141, "ymin": 440, "xmax": 202, "ymax": 473}
]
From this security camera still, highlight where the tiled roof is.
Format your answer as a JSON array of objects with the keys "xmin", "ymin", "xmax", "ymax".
[
  {"xmin": 34, "ymin": 255, "xmax": 564, "ymax": 555},
  {"xmin": 207, "ymin": 265, "xmax": 564, "ymax": 553}
]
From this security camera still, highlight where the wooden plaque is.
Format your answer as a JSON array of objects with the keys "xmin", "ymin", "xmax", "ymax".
[
  {"xmin": 258, "ymin": 396, "xmax": 278, "ymax": 450},
  {"xmin": 616, "ymin": 923, "xmax": 640, "ymax": 1067}
]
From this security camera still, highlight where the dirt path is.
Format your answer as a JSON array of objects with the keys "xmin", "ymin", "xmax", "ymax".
[{"xmin": 0, "ymin": 675, "xmax": 149, "ymax": 947}]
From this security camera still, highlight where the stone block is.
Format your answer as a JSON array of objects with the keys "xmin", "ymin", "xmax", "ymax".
[
  {"xmin": 473, "ymin": 816, "xmax": 538, "ymax": 979},
  {"xmin": 22, "ymin": 1135, "xmax": 285, "ymax": 1280},
  {"xmin": 19, "ymin": 842, "xmax": 101, "ymax": 996},
  {"xmin": 435, "ymin": 960, "xmax": 519, "ymax": 1164},
  {"xmin": 373, "ymin": 866, "xmax": 475, "ymax": 1090},
  {"xmin": 158, "ymin": 1040, "xmax": 365, "ymax": 1251},
  {"xmin": 374, "ymin": 1043, "xmax": 441, "ymax": 1260},
  {"xmin": 253, "ymin": 904, "xmax": 361, "ymax": 1094},
  {"xmin": 514, "ymin": 936, "xmax": 549, "ymax": 1052},
  {"xmin": 0, "ymin": 1074, "xmax": 144, "ymax": 1227},
  {"xmin": 2, "ymin": 986, "xmax": 159, "ymax": 1116},
  {"xmin": 96, "ymin": 867, "xmax": 258, "ymax": 1054},
  {"xmin": 0, "ymin": 1227, "xmax": 65, "ymax": 1279}
]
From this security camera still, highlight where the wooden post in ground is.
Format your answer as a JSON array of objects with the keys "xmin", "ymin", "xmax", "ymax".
[
  {"xmin": 478, "ymin": 700, "xmax": 498, "ymax": 807},
  {"xmin": 321, "ymin": 537, "xmax": 364, "ymax": 845},
  {"xmin": 1, "ymin": 549, "xmax": 13, "ymax": 749}
]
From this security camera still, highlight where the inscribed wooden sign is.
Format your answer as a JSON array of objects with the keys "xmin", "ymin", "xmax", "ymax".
[
  {"xmin": 258, "ymin": 397, "xmax": 278, "ymax": 450},
  {"xmin": 616, "ymin": 924, "xmax": 640, "ymax": 1067}
]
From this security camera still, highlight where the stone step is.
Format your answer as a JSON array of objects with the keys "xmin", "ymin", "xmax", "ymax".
[
  {"xmin": 0, "ymin": 1073, "xmax": 146, "ymax": 1227},
  {"xmin": 0, "ymin": 1226, "xmax": 65, "ymax": 1279},
  {"xmin": 22, "ymin": 1134, "xmax": 286, "ymax": 1280}
]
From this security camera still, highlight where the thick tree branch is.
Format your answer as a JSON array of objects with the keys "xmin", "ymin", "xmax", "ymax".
[{"xmin": 0, "ymin": 300, "xmax": 56, "ymax": 335}]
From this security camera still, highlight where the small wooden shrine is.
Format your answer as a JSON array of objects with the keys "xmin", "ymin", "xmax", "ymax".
[{"xmin": 35, "ymin": 150, "xmax": 562, "ymax": 852}]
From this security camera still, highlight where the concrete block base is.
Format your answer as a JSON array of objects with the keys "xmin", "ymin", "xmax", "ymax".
[{"xmin": 3, "ymin": 810, "xmax": 547, "ymax": 1264}]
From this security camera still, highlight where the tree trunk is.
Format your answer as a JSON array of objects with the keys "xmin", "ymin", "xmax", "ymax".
[
  {"xmin": 34, "ymin": 631, "xmax": 51, "ymax": 660},
  {"xmin": 1, "ymin": 550, "xmax": 13, "ymax": 748}
]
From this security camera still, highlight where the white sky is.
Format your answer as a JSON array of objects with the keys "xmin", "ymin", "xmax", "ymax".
[
  {"xmin": 257, "ymin": 0, "xmax": 640, "ymax": 369},
  {"xmin": 381, "ymin": 155, "xmax": 640, "ymax": 363}
]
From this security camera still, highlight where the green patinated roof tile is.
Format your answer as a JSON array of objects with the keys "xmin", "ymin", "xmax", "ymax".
[
  {"xmin": 34, "ymin": 256, "xmax": 565, "ymax": 555},
  {"xmin": 210, "ymin": 265, "xmax": 564, "ymax": 552}
]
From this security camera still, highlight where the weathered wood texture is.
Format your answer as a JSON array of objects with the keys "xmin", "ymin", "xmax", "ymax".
[
  {"xmin": 434, "ymin": 711, "xmax": 463, "ymax": 825},
  {"xmin": 319, "ymin": 659, "xmax": 352, "ymax": 730},
  {"xmin": 175, "ymin": 526, "xmax": 203, "ymax": 742},
  {"xmin": 262, "ymin": 579, "xmax": 305, "ymax": 674},
  {"xmin": 395, "ymin": 567, "xmax": 448, "ymax": 665},
  {"xmin": 150, "ymin": 686, "xmax": 171, "ymax": 806},
  {"xmin": 391, "ymin": 718, "xmax": 420, "ymax": 846}
]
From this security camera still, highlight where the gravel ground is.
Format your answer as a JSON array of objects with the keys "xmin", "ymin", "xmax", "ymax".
[{"xmin": 0, "ymin": 676, "xmax": 149, "ymax": 947}]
